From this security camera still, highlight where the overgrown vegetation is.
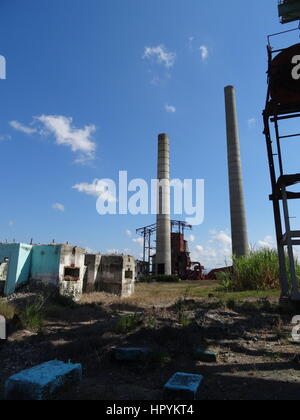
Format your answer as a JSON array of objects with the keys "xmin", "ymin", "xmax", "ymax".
[
  {"xmin": 114, "ymin": 313, "xmax": 143, "ymax": 334},
  {"xmin": 52, "ymin": 293, "xmax": 77, "ymax": 308},
  {"xmin": 225, "ymin": 297, "xmax": 281, "ymax": 314},
  {"xmin": 19, "ymin": 299, "xmax": 45, "ymax": 333},
  {"xmin": 174, "ymin": 288, "xmax": 194, "ymax": 326},
  {"xmin": 217, "ymin": 249, "xmax": 300, "ymax": 292}
]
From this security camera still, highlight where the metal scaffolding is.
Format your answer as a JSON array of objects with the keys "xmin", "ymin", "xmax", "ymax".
[
  {"xmin": 263, "ymin": 31, "xmax": 300, "ymax": 300},
  {"xmin": 136, "ymin": 220, "xmax": 192, "ymax": 275}
]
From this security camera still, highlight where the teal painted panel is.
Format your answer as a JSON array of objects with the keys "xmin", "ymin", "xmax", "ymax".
[
  {"xmin": 0, "ymin": 244, "xmax": 20, "ymax": 295},
  {"xmin": 15, "ymin": 244, "xmax": 33, "ymax": 291},
  {"xmin": 31, "ymin": 245, "xmax": 61, "ymax": 280}
]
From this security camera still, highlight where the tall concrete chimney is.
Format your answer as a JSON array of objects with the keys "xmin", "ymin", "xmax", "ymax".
[
  {"xmin": 224, "ymin": 86, "xmax": 249, "ymax": 257},
  {"xmin": 156, "ymin": 133, "xmax": 172, "ymax": 275}
]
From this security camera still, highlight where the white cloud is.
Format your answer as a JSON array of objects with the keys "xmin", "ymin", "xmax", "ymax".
[
  {"xmin": 85, "ymin": 247, "xmax": 98, "ymax": 255},
  {"xmin": 10, "ymin": 115, "xmax": 97, "ymax": 164},
  {"xmin": 165, "ymin": 104, "xmax": 176, "ymax": 113},
  {"xmin": 209, "ymin": 230, "xmax": 232, "ymax": 246},
  {"xmin": 199, "ymin": 45, "xmax": 209, "ymax": 61},
  {"xmin": 143, "ymin": 45, "xmax": 176, "ymax": 68},
  {"xmin": 106, "ymin": 248, "xmax": 132, "ymax": 255},
  {"xmin": 150, "ymin": 76, "xmax": 160, "ymax": 86},
  {"xmin": 8, "ymin": 221, "xmax": 14, "ymax": 227},
  {"xmin": 256, "ymin": 235, "xmax": 274, "ymax": 249},
  {"xmin": 189, "ymin": 234, "xmax": 196, "ymax": 243},
  {"xmin": 36, "ymin": 115, "xmax": 96, "ymax": 163},
  {"xmin": 126, "ymin": 230, "xmax": 132, "ymax": 237},
  {"xmin": 72, "ymin": 179, "xmax": 116, "ymax": 203},
  {"xmin": 191, "ymin": 230, "xmax": 232, "ymax": 269},
  {"xmin": 107, "ymin": 249, "xmax": 120, "ymax": 255},
  {"xmin": 52, "ymin": 203, "xmax": 65, "ymax": 212},
  {"xmin": 133, "ymin": 237, "xmax": 144, "ymax": 247},
  {"xmin": 248, "ymin": 118, "xmax": 256, "ymax": 128},
  {"xmin": 0, "ymin": 134, "xmax": 11, "ymax": 141},
  {"xmin": 10, "ymin": 120, "xmax": 37, "ymax": 135}
]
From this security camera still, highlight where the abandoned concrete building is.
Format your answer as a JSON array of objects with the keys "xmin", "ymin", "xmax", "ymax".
[
  {"xmin": 0, "ymin": 243, "xmax": 136, "ymax": 300},
  {"xmin": 84, "ymin": 254, "xmax": 135, "ymax": 298},
  {"xmin": 30, "ymin": 245, "xmax": 86, "ymax": 301}
]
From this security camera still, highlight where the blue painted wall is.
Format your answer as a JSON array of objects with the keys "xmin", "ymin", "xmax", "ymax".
[
  {"xmin": 0, "ymin": 243, "xmax": 32, "ymax": 295},
  {"xmin": 16, "ymin": 244, "xmax": 33, "ymax": 291},
  {"xmin": 31, "ymin": 245, "xmax": 61, "ymax": 284}
]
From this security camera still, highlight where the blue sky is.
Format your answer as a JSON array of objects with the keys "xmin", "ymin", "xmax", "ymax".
[{"xmin": 0, "ymin": 0, "xmax": 298, "ymax": 268}]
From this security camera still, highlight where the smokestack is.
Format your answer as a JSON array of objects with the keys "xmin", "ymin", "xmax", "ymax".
[
  {"xmin": 156, "ymin": 133, "xmax": 172, "ymax": 275},
  {"xmin": 224, "ymin": 86, "xmax": 249, "ymax": 257}
]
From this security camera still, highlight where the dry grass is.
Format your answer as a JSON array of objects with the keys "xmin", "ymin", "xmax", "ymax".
[
  {"xmin": 80, "ymin": 281, "xmax": 217, "ymax": 307},
  {"xmin": 80, "ymin": 280, "xmax": 280, "ymax": 308},
  {"xmin": 0, "ymin": 300, "xmax": 16, "ymax": 320}
]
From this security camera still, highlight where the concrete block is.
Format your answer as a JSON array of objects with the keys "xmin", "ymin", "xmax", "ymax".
[
  {"xmin": 5, "ymin": 360, "xmax": 82, "ymax": 400},
  {"xmin": 114, "ymin": 347, "xmax": 150, "ymax": 362},
  {"xmin": 194, "ymin": 349, "xmax": 218, "ymax": 363},
  {"xmin": 163, "ymin": 372, "xmax": 204, "ymax": 400}
]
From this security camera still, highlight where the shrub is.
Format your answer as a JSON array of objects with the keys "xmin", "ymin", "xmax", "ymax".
[
  {"xmin": 178, "ymin": 313, "xmax": 192, "ymax": 327},
  {"xmin": 20, "ymin": 300, "xmax": 44, "ymax": 333},
  {"xmin": 114, "ymin": 314, "xmax": 143, "ymax": 334},
  {"xmin": 217, "ymin": 276, "xmax": 236, "ymax": 292},
  {"xmin": 174, "ymin": 288, "xmax": 193, "ymax": 326},
  {"xmin": 53, "ymin": 293, "xmax": 77, "ymax": 308},
  {"xmin": 226, "ymin": 298, "xmax": 236, "ymax": 311},
  {"xmin": 216, "ymin": 249, "xmax": 298, "ymax": 292}
]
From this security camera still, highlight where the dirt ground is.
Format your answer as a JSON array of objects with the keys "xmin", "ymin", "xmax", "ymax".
[{"xmin": 1, "ymin": 281, "xmax": 300, "ymax": 400}]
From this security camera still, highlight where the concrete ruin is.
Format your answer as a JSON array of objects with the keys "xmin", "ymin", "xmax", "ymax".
[
  {"xmin": 0, "ymin": 243, "xmax": 136, "ymax": 300},
  {"xmin": 31, "ymin": 245, "xmax": 86, "ymax": 301},
  {"xmin": 84, "ymin": 254, "xmax": 135, "ymax": 298}
]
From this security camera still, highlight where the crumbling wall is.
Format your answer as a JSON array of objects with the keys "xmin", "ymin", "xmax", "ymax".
[
  {"xmin": 83, "ymin": 254, "xmax": 102, "ymax": 293},
  {"xmin": 99, "ymin": 255, "xmax": 135, "ymax": 298},
  {"xmin": 59, "ymin": 246, "xmax": 86, "ymax": 301},
  {"xmin": 31, "ymin": 245, "xmax": 86, "ymax": 301}
]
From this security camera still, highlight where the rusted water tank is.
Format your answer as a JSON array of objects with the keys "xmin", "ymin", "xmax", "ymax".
[{"xmin": 269, "ymin": 43, "xmax": 300, "ymax": 106}]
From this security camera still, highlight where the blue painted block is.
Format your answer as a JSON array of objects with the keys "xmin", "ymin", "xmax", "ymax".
[
  {"xmin": 194, "ymin": 349, "xmax": 218, "ymax": 363},
  {"xmin": 114, "ymin": 347, "xmax": 150, "ymax": 362},
  {"xmin": 164, "ymin": 372, "xmax": 204, "ymax": 400},
  {"xmin": 5, "ymin": 361, "xmax": 82, "ymax": 400}
]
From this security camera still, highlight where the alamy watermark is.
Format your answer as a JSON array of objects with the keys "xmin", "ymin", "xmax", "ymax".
[
  {"xmin": 291, "ymin": 316, "xmax": 300, "ymax": 342},
  {"xmin": 0, "ymin": 55, "xmax": 6, "ymax": 80},
  {"xmin": 292, "ymin": 55, "xmax": 300, "ymax": 80},
  {"xmin": 94, "ymin": 172, "xmax": 205, "ymax": 226},
  {"xmin": 0, "ymin": 315, "xmax": 6, "ymax": 340}
]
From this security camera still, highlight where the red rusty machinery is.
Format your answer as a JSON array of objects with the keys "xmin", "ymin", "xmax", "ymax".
[
  {"xmin": 136, "ymin": 220, "xmax": 205, "ymax": 280},
  {"xmin": 171, "ymin": 232, "xmax": 205, "ymax": 280}
]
